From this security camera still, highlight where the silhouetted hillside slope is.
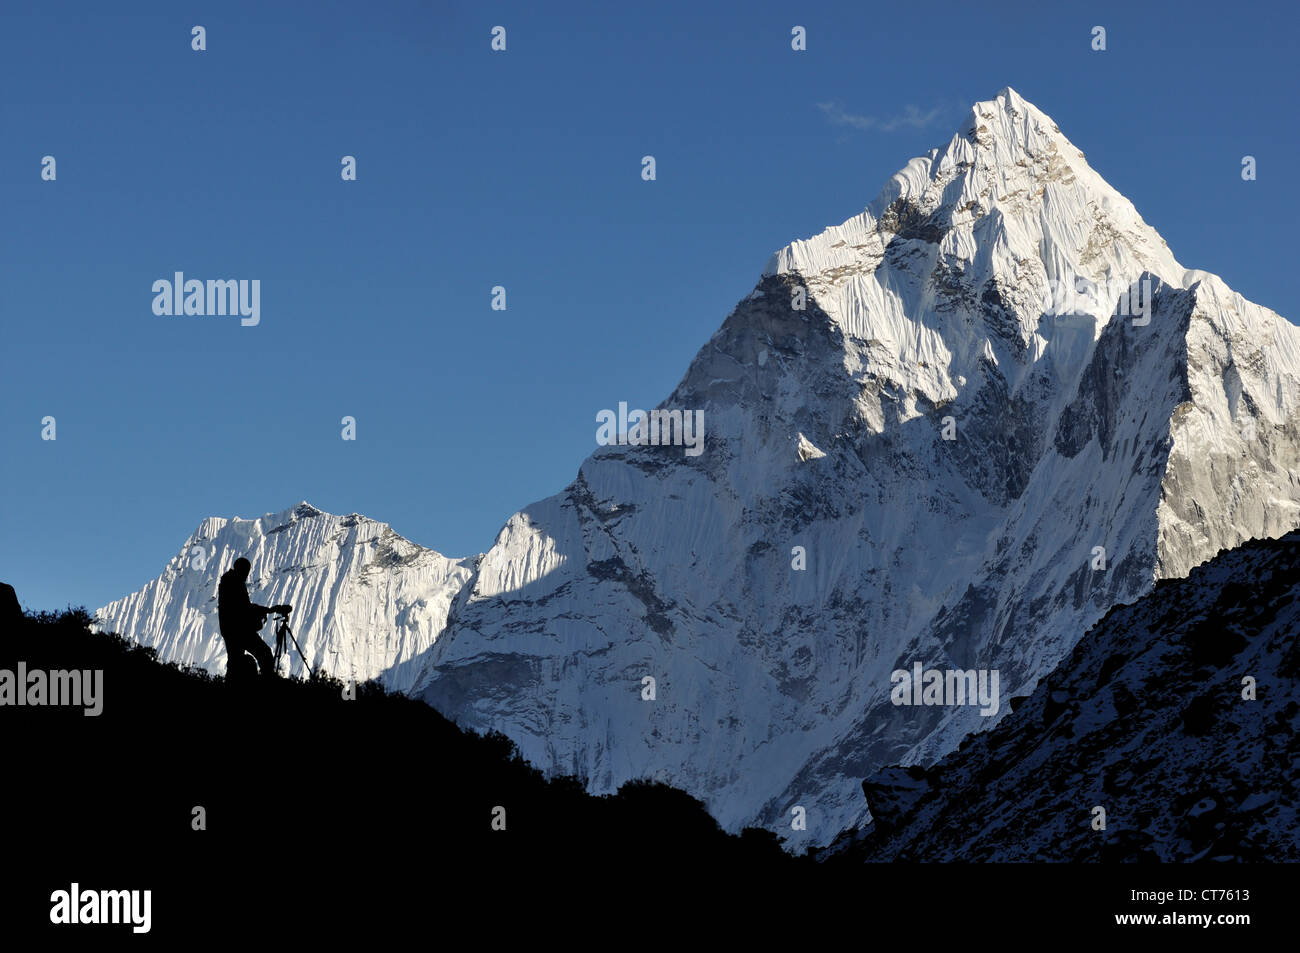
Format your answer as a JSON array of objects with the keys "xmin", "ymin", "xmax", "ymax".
[{"xmin": 3, "ymin": 608, "xmax": 801, "ymax": 889}]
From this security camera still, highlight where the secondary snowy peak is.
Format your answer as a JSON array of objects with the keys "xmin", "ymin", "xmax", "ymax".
[
  {"xmin": 94, "ymin": 503, "xmax": 475, "ymax": 692},
  {"xmin": 415, "ymin": 88, "xmax": 1300, "ymax": 850}
]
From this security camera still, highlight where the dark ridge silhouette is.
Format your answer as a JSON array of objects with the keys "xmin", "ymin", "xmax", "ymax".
[
  {"xmin": 1, "ymin": 605, "xmax": 804, "ymax": 889},
  {"xmin": 0, "ymin": 600, "xmax": 1288, "ymax": 939}
]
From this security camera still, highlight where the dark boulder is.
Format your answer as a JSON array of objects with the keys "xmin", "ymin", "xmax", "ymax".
[{"xmin": 0, "ymin": 582, "xmax": 22, "ymax": 634}]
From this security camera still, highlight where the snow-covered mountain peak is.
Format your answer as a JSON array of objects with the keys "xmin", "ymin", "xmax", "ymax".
[
  {"xmin": 954, "ymin": 85, "xmax": 1069, "ymax": 162},
  {"xmin": 95, "ymin": 504, "xmax": 476, "ymax": 692},
  {"xmin": 413, "ymin": 89, "xmax": 1300, "ymax": 849},
  {"xmin": 761, "ymin": 89, "xmax": 1185, "ymax": 395}
]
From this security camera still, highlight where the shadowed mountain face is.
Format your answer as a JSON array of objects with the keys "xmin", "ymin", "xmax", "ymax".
[
  {"xmin": 96, "ymin": 88, "xmax": 1300, "ymax": 850},
  {"xmin": 821, "ymin": 530, "xmax": 1300, "ymax": 862}
]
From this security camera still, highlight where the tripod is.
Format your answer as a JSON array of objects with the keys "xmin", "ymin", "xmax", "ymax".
[{"xmin": 271, "ymin": 609, "xmax": 314, "ymax": 678}]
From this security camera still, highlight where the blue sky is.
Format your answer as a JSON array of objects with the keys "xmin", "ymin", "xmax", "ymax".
[{"xmin": 3, "ymin": 0, "xmax": 1297, "ymax": 611}]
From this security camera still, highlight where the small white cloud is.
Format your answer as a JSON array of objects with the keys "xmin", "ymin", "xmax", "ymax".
[{"xmin": 816, "ymin": 101, "xmax": 943, "ymax": 132}]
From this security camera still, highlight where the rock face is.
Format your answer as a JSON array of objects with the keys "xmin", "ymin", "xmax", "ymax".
[
  {"xmin": 413, "ymin": 87, "xmax": 1300, "ymax": 847},
  {"xmin": 823, "ymin": 530, "xmax": 1300, "ymax": 862},
  {"xmin": 0, "ymin": 583, "xmax": 22, "ymax": 633},
  {"xmin": 93, "ymin": 503, "xmax": 474, "ymax": 693}
]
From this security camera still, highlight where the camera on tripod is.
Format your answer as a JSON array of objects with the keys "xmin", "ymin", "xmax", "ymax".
[{"xmin": 263, "ymin": 604, "xmax": 313, "ymax": 677}]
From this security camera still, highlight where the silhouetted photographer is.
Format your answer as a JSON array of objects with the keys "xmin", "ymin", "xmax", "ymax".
[{"xmin": 217, "ymin": 557, "xmax": 289, "ymax": 680}]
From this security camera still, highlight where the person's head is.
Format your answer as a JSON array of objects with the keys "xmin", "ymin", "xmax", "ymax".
[{"xmin": 232, "ymin": 557, "xmax": 251, "ymax": 581}]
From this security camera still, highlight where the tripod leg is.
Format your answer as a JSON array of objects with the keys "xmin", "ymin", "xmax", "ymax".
[{"xmin": 286, "ymin": 625, "xmax": 313, "ymax": 678}]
